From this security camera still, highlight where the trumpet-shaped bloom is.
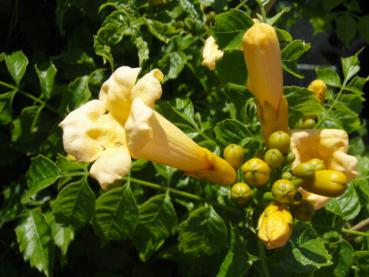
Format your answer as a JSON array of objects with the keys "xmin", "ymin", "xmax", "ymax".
[
  {"xmin": 59, "ymin": 100, "xmax": 131, "ymax": 190},
  {"xmin": 291, "ymin": 129, "xmax": 358, "ymax": 208},
  {"xmin": 124, "ymin": 99, "xmax": 236, "ymax": 185},
  {"xmin": 99, "ymin": 66, "xmax": 163, "ymax": 125},
  {"xmin": 242, "ymin": 22, "xmax": 288, "ymax": 139},
  {"xmin": 258, "ymin": 202, "xmax": 293, "ymax": 249},
  {"xmin": 202, "ymin": 36, "xmax": 224, "ymax": 71}
]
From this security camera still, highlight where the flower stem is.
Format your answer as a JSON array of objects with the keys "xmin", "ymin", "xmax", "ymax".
[
  {"xmin": 257, "ymin": 240, "xmax": 270, "ymax": 277},
  {"xmin": 342, "ymin": 228, "xmax": 369, "ymax": 238}
]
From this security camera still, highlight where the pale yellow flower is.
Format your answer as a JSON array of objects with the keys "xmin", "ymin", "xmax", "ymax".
[
  {"xmin": 124, "ymin": 99, "xmax": 236, "ymax": 185},
  {"xmin": 202, "ymin": 36, "xmax": 224, "ymax": 71},
  {"xmin": 258, "ymin": 202, "xmax": 293, "ymax": 249},
  {"xmin": 291, "ymin": 129, "xmax": 358, "ymax": 209},
  {"xmin": 59, "ymin": 100, "xmax": 131, "ymax": 190},
  {"xmin": 242, "ymin": 22, "xmax": 288, "ymax": 139}
]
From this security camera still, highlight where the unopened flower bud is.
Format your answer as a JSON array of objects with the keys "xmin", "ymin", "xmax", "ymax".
[
  {"xmin": 223, "ymin": 144, "xmax": 245, "ymax": 170},
  {"xmin": 264, "ymin": 148, "xmax": 284, "ymax": 168},
  {"xmin": 272, "ymin": 179, "xmax": 296, "ymax": 204},
  {"xmin": 301, "ymin": 118, "xmax": 316, "ymax": 129},
  {"xmin": 281, "ymin": 171, "xmax": 292, "ymax": 180},
  {"xmin": 258, "ymin": 202, "xmax": 293, "ymax": 249},
  {"xmin": 292, "ymin": 162, "xmax": 316, "ymax": 180},
  {"xmin": 230, "ymin": 182, "xmax": 253, "ymax": 205},
  {"xmin": 308, "ymin": 79, "xmax": 327, "ymax": 103},
  {"xmin": 267, "ymin": 130, "xmax": 290, "ymax": 154},
  {"xmin": 285, "ymin": 152, "xmax": 295, "ymax": 163},
  {"xmin": 242, "ymin": 158, "xmax": 271, "ymax": 186},
  {"xmin": 302, "ymin": 170, "xmax": 348, "ymax": 197},
  {"xmin": 291, "ymin": 200, "xmax": 315, "ymax": 221}
]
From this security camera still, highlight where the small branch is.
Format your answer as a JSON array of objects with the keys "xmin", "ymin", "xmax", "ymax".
[
  {"xmin": 349, "ymin": 218, "xmax": 369, "ymax": 232},
  {"xmin": 342, "ymin": 228, "xmax": 369, "ymax": 238},
  {"xmin": 257, "ymin": 240, "xmax": 270, "ymax": 277}
]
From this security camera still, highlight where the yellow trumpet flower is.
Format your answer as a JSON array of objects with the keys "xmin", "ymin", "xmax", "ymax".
[
  {"xmin": 258, "ymin": 202, "xmax": 293, "ymax": 249},
  {"xmin": 290, "ymin": 128, "xmax": 358, "ymax": 208},
  {"xmin": 124, "ymin": 99, "xmax": 236, "ymax": 185},
  {"xmin": 59, "ymin": 100, "xmax": 131, "ymax": 190},
  {"xmin": 202, "ymin": 36, "xmax": 224, "ymax": 71},
  {"xmin": 242, "ymin": 22, "xmax": 288, "ymax": 140}
]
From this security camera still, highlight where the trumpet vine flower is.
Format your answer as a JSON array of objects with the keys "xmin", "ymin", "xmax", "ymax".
[
  {"xmin": 60, "ymin": 66, "xmax": 236, "ymax": 189},
  {"xmin": 290, "ymin": 129, "xmax": 358, "ymax": 208},
  {"xmin": 202, "ymin": 36, "xmax": 224, "ymax": 71},
  {"xmin": 242, "ymin": 22, "xmax": 288, "ymax": 140},
  {"xmin": 258, "ymin": 202, "xmax": 293, "ymax": 249}
]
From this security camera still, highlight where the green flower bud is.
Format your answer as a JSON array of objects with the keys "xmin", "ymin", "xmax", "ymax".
[
  {"xmin": 223, "ymin": 144, "xmax": 245, "ymax": 170},
  {"xmin": 291, "ymin": 201, "xmax": 315, "ymax": 221},
  {"xmin": 264, "ymin": 149, "xmax": 284, "ymax": 168},
  {"xmin": 230, "ymin": 182, "xmax": 253, "ymax": 205},
  {"xmin": 263, "ymin": 191, "xmax": 274, "ymax": 202},
  {"xmin": 271, "ymin": 179, "xmax": 296, "ymax": 204},
  {"xmin": 241, "ymin": 158, "xmax": 271, "ymax": 186},
  {"xmin": 301, "ymin": 118, "xmax": 316, "ymax": 129},
  {"xmin": 306, "ymin": 158, "xmax": 326, "ymax": 171},
  {"xmin": 267, "ymin": 130, "xmax": 290, "ymax": 154},
  {"xmin": 281, "ymin": 171, "xmax": 292, "ymax": 180},
  {"xmin": 286, "ymin": 152, "xmax": 295, "ymax": 163},
  {"xmin": 292, "ymin": 162, "xmax": 316, "ymax": 180}
]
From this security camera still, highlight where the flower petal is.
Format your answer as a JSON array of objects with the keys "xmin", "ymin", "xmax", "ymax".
[
  {"xmin": 202, "ymin": 36, "xmax": 224, "ymax": 70},
  {"xmin": 131, "ymin": 69, "xmax": 163, "ymax": 108},
  {"xmin": 90, "ymin": 146, "xmax": 132, "ymax": 190}
]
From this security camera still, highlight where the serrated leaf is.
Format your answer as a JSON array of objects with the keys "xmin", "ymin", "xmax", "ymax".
[
  {"xmin": 4, "ymin": 51, "xmax": 29, "ymax": 85},
  {"xmin": 0, "ymin": 90, "xmax": 16, "ymax": 125},
  {"xmin": 217, "ymin": 226, "xmax": 255, "ymax": 277},
  {"xmin": 52, "ymin": 178, "xmax": 95, "ymax": 228},
  {"xmin": 211, "ymin": 9, "xmax": 253, "ymax": 50},
  {"xmin": 285, "ymin": 86, "xmax": 323, "ymax": 126},
  {"xmin": 178, "ymin": 206, "xmax": 227, "ymax": 257},
  {"xmin": 281, "ymin": 40, "xmax": 311, "ymax": 78},
  {"xmin": 35, "ymin": 62, "xmax": 57, "ymax": 99},
  {"xmin": 316, "ymin": 67, "xmax": 341, "ymax": 87},
  {"xmin": 93, "ymin": 183, "xmax": 139, "ymax": 241},
  {"xmin": 341, "ymin": 54, "xmax": 360, "ymax": 82},
  {"xmin": 333, "ymin": 240, "xmax": 355, "ymax": 277},
  {"xmin": 279, "ymin": 238, "xmax": 332, "ymax": 273},
  {"xmin": 135, "ymin": 36, "xmax": 149, "ymax": 66},
  {"xmin": 325, "ymin": 183, "xmax": 361, "ymax": 221},
  {"xmin": 23, "ymin": 155, "xmax": 61, "ymax": 203},
  {"xmin": 132, "ymin": 194, "xmax": 177, "ymax": 261},
  {"xmin": 214, "ymin": 119, "xmax": 252, "ymax": 146},
  {"xmin": 11, "ymin": 105, "xmax": 43, "ymax": 143},
  {"xmin": 15, "ymin": 209, "xmax": 54, "ymax": 277}
]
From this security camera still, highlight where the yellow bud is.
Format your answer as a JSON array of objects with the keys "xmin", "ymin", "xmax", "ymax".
[
  {"xmin": 308, "ymin": 79, "xmax": 326, "ymax": 103},
  {"xmin": 292, "ymin": 162, "xmax": 316, "ymax": 180},
  {"xmin": 272, "ymin": 179, "xmax": 296, "ymax": 204},
  {"xmin": 301, "ymin": 118, "xmax": 316, "ymax": 129},
  {"xmin": 302, "ymin": 170, "xmax": 348, "ymax": 197},
  {"xmin": 306, "ymin": 158, "xmax": 326, "ymax": 171},
  {"xmin": 230, "ymin": 182, "xmax": 253, "ymax": 205},
  {"xmin": 267, "ymin": 130, "xmax": 290, "ymax": 154},
  {"xmin": 241, "ymin": 158, "xmax": 271, "ymax": 186},
  {"xmin": 223, "ymin": 144, "xmax": 245, "ymax": 170},
  {"xmin": 258, "ymin": 202, "xmax": 293, "ymax": 249}
]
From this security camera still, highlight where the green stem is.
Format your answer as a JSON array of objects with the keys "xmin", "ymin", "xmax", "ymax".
[
  {"xmin": 123, "ymin": 176, "xmax": 241, "ymax": 214},
  {"xmin": 257, "ymin": 240, "xmax": 270, "ymax": 277},
  {"xmin": 0, "ymin": 80, "xmax": 60, "ymax": 115},
  {"xmin": 342, "ymin": 228, "xmax": 369, "ymax": 238}
]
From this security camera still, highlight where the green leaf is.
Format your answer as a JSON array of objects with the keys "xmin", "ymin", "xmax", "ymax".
[
  {"xmin": 281, "ymin": 40, "xmax": 311, "ymax": 78},
  {"xmin": 358, "ymin": 15, "xmax": 369, "ymax": 44},
  {"xmin": 11, "ymin": 105, "xmax": 43, "ymax": 143},
  {"xmin": 132, "ymin": 194, "xmax": 177, "ymax": 261},
  {"xmin": 178, "ymin": 206, "xmax": 227, "ymax": 257},
  {"xmin": 285, "ymin": 86, "xmax": 323, "ymax": 126},
  {"xmin": 60, "ymin": 76, "xmax": 91, "ymax": 112},
  {"xmin": 134, "ymin": 36, "xmax": 149, "ymax": 66},
  {"xmin": 212, "ymin": 9, "xmax": 253, "ymax": 50},
  {"xmin": 325, "ymin": 183, "xmax": 361, "ymax": 221},
  {"xmin": 35, "ymin": 62, "xmax": 58, "ymax": 99},
  {"xmin": 93, "ymin": 183, "xmax": 139, "ymax": 241},
  {"xmin": 336, "ymin": 14, "xmax": 356, "ymax": 45},
  {"xmin": 0, "ymin": 90, "xmax": 16, "ymax": 125},
  {"xmin": 333, "ymin": 240, "xmax": 355, "ymax": 277},
  {"xmin": 15, "ymin": 209, "xmax": 54, "ymax": 277},
  {"xmin": 23, "ymin": 155, "xmax": 61, "ymax": 203},
  {"xmin": 217, "ymin": 226, "xmax": 255, "ymax": 277},
  {"xmin": 214, "ymin": 119, "xmax": 252, "ymax": 146},
  {"xmin": 280, "ymin": 238, "xmax": 332, "ymax": 273},
  {"xmin": 52, "ymin": 178, "xmax": 95, "ymax": 228},
  {"xmin": 215, "ymin": 50, "xmax": 247, "ymax": 85},
  {"xmin": 341, "ymin": 53, "xmax": 360, "ymax": 82},
  {"xmin": 276, "ymin": 28, "xmax": 292, "ymax": 42},
  {"xmin": 316, "ymin": 67, "xmax": 341, "ymax": 87},
  {"xmin": 4, "ymin": 51, "xmax": 29, "ymax": 85}
]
